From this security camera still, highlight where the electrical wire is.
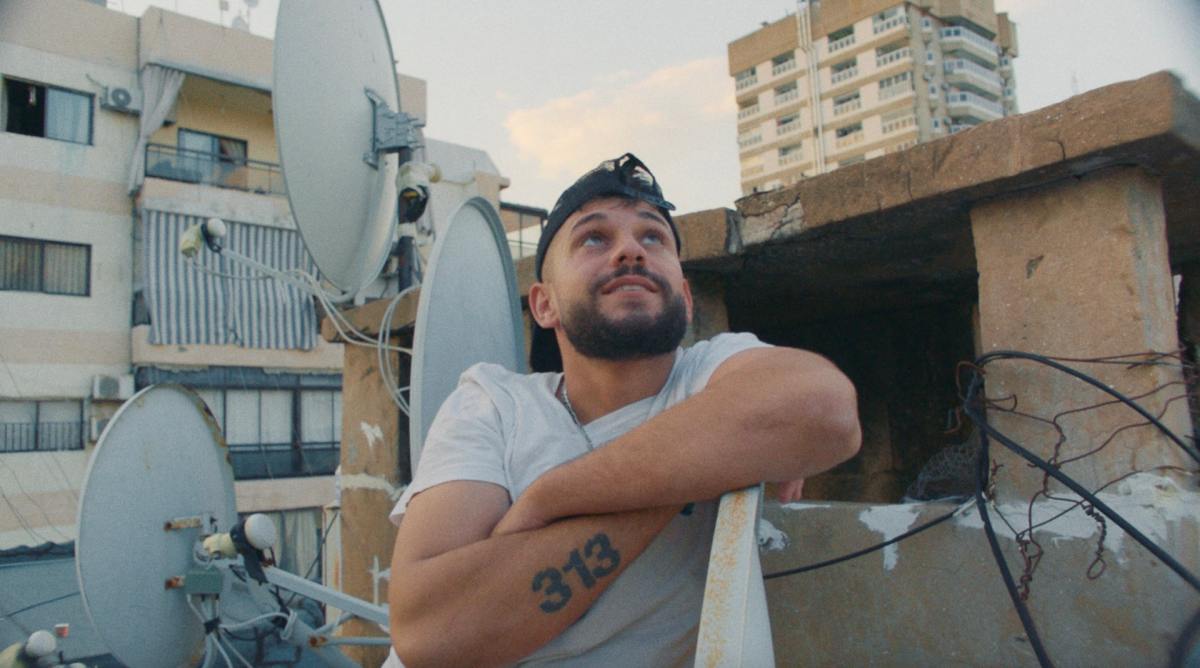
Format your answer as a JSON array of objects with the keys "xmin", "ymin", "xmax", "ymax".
[
  {"xmin": 962, "ymin": 351, "xmax": 1200, "ymax": 668},
  {"xmin": 762, "ymin": 504, "xmax": 963, "ymax": 579},
  {"xmin": 1, "ymin": 591, "xmax": 78, "ymax": 619}
]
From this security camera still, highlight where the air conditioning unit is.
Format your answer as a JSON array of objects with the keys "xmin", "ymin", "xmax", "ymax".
[
  {"xmin": 92, "ymin": 374, "xmax": 135, "ymax": 401},
  {"xmin": 100, "ymin": 86, "xmax": 141, "ymax": 114},
  {"xmin": 90, "ymin": 417, "xmax": 111, "ymax": 441}
]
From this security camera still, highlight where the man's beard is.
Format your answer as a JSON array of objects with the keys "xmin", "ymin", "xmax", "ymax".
[{"xmin": 561, "ymin": 266, "xmax": 688, "ymax": 362}]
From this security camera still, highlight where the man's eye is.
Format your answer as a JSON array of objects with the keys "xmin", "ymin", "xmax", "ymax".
[
  {"xmin": 582, "ymin": 234, "xmax": 604, "ymax": 247},
  {"xmin": 641, "ymin": 232, "xmax": 665, "ymax": 245}
]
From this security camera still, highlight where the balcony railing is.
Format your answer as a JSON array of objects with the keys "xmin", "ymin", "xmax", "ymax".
[
  {"xmin": 228, "ymin": 441, "xmax": 339, "ymax": 480},
  {"xmin": 145, "ymin": 143, "xmax": 286, "ymax": 196},
  {"xmin": 828, "ymin": 34, "xmax": 856, "ymax": 53},
  {"xmin": 948, "ymin": 91, "xmax": 1004, "ymax": 119},
  {"xmin": 736, "ymin": 75, "xmax": 759, "ymax": 91},
  {"xmin": 939, "ymin": 26, "xmax": 999, "ymax": 62},
  {"xmin": 772, "ymin": 60, "xmax": 797, "ymax": 77},
  {"xmin": 776, "ymin": 121, "xmax": 801, "ymax": 136},
  {"xmin": 738, "ymin": 133, "xmax": 763, "ymax": 149},
  {"xmin": 876, "ymin": 47, "xmax": 912, "ymax": 68},
  {"xmin": 873, "ymin": 15, "xmax": 908, "ymax": 34},
  {"xmin": 741, "ymin": 164, "xmax": 765, "ymax": 177},
  {"xmin": 0, "ymin": 421, "xmax": 84, "ymax": 452},
  {"xmin": 881, "ymin": 114, "xmax": 916, "ymax": 134},
  {"xmin": 831, "ymin": 65, "xmax": 859, "ymax": 85},
  {"xmin": 775, "ymin": 89, "xmax": 801, "ymax": 105},
  {"xmin": 832, "ymin": 98, "xmax": 862, "ymax": 116},
  {"xmin": 879, "ymin": 81, "xmax": 913, "ymax": 101},
  {"xmin": 779, "ymin": 152, "xmax": 804, "ymax": 166},
  {"xmin": 835, "ymin": 130, "xmax": 864, "ymax": 149},
  {"xmin": 737, "ymin": 104, "xmax": 760, "ymax": 120}
]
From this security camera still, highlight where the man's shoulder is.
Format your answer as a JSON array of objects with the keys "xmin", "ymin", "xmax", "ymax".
[{"xmin": 459, "ymin": 362, "xmax": 556, "ymax": 397}]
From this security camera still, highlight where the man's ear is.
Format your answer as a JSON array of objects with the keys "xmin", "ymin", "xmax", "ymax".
[{"xmin": 528, "ymin": 282, "xmax": 560, "ymax": 329}]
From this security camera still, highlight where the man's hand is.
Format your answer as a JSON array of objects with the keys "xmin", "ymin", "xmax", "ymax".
[{"xmin": 774, "ymin": 478, "xmax": 805, "ymax": 503}]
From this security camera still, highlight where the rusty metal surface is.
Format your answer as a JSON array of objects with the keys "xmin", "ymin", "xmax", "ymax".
[{"xmin": 697, "ymin": 485, "xmax": 775, "ymax": 667}]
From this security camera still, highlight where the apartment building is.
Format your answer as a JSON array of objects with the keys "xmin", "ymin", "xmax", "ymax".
[
  {"xmin": 729, "ymin": 0, "xmax": 1018, "ymax": 194},
  {"xmin": 0, "ymin": 0, "xmax": 506, "ymax": 567}
]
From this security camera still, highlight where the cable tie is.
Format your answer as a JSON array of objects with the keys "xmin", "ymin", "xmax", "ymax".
[{"xmin": 204, "ymin": 617, "xmax": 220, "ymax": 635}]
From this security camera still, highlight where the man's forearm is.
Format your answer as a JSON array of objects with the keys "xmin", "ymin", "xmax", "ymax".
[
  {"xmin": 389, "ymin": 504, "xmax": 679, "ymax": 667},
  {"xmin": 519, "ymin": 349, "xmax": 861, "ymax": 525}
]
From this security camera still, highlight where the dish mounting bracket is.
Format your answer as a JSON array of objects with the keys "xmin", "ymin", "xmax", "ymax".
[{"xmin": 364, "ymin": 87, "xmax": 424, "ymax": 169}]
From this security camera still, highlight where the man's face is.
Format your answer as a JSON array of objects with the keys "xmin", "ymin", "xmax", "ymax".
[{"xmin": 538, "ymin": 197, "xmax": 692, "ymax": 361}]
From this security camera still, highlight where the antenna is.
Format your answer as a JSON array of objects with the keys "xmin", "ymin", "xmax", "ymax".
[
  {"xmin": 273, "ymin": 0, "xmax": 423, "ymax": 295},
  {"xmin": 409, "ymin": 197, "xmax": 525, "ymax": 467}
]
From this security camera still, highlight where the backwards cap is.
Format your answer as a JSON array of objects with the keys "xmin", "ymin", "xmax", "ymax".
[{"xmin": 529, "ymin": 153, "xmax": 678, "ymax": 372}]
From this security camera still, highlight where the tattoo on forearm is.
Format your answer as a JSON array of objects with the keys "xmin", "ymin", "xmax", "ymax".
[{"xmin": 531, "ymin": 532, "xmax": 621, "ymax": 613}]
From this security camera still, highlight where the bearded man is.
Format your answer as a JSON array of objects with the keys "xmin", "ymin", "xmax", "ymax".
[{"xmin": 386, "ymin": 153, "xmax": 861, "ymax": 666}]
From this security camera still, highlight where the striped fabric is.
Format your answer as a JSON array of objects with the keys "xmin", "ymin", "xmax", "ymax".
[{"xmin": 143, "ymin": 210, "xmax": 319, "ymax": 349}]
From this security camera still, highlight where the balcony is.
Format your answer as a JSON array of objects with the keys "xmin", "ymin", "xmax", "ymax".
[
  {"xmin": 772, "ymin": 59, "xmax": 797, "ymax": 77},
  {"xmin": 882, "ymin": 114, "xmax": 916, "ymax": 134},
  {"xmin": 832, "ymin": 97, "xmax": 862, "ymax": 116},
  {"xmin": 741, "ymin": 164, "xmax": 765, "ymax": 178},
  {"xmin": 229, "ymin": 441, "xmax": 339, "ymax": 480},
  {"xmin": 828, "ymin": 34, "xmax": 857, "ymax": 53},
  {"xmin": 145, "ymin": 143, "xmax": 285, "ymax": 196},
  {"xmin": 775, "ymin": 89, "xmax": 801, "ymax": 106},
  {"xmin": 738, "ymin": 104, "xmax": 761, "ymax": 120},
  {"xmin": 834, "ymin": 130, "xmax": 864, "ymax": 149},
  {"xmin": 879, "ymin": 81, "xmax": 913, "ymax": 101},
  {"xmin": 875, "ymin": 47, "xmax": 912, "ymax": 69},
  {"xmin": 944, "ymin": 58, "xmax": 1003, "ymax": 97},
  {"xmin": 738, "ymin": 133, "xmax": 763, "ymax": 150},
  {"xmin": 776, "ymin": 120, "xmax": 802, "ymax": 136},
  {"xmin": 947, "ymin": 91, "xmax": 1004, "ymax": 122},
  {"xmin": 873, "ymin": 14, "xmax": 908, "ymax": 35},
  {"xmin": 779, "ymin": 151, "xmax": 805, "ymax": 166},
  {"xmin": 939, "ymin": 26, "xmax": 999, "ymax": 65},
  {"xmin": 736, "ymin": 75, "xmax": 759, "ymax": 91},
  {"xmin": 831, "ymin": 65, "xmax": 859, "ymax": 85}
]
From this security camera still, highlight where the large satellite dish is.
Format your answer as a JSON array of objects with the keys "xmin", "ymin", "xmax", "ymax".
[
  {"xmin": 410, "ymin": 197, "xmax": 525, "ymax": 466},
  {"xmin": 273, "ymin": 0, "xmax": 416, "ymax": 294},
  {"xmin": 75, "ymin": 385, "xmax": 237, "ymax": 667}
]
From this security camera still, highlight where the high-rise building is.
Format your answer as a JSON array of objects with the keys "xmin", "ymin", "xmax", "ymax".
[{"xmin": 728, "ymin": 0, "xmax": 1018, "ymax": 195}]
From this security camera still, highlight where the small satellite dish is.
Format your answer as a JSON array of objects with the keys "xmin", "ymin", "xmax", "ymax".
[
  {"xmin": 274, "ymin": 0, "xmax": 416, "ymax": 294},
  {"xmin": 409, "ymin": 197, "xmax": 525, "ymax": 466},
  {"xmin": 75, "ymin": 385, "xmax": 237, "ymax": 668}
]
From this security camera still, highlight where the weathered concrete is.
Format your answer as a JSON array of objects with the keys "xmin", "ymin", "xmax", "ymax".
[
  {"xmin": 971, "ymin": 167, "xmax": 1193, "ymax": 499},
  {"xmin": 761, "ymin": 482, "xmax": 1200, "ymax": 666},
  {"xmin": 334, "ymin": 341, "xmax": 407, "ymax": 664}
]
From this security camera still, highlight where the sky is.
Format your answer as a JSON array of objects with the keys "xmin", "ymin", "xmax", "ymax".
[{"xmin": 109, "ymin": 0, "xmax": 1200, "ymax": 214}]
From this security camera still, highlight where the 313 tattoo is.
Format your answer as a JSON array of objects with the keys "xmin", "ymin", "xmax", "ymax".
[{"xmin": 531, "ymin": 532, "xmax": 620, "ymax": 613}]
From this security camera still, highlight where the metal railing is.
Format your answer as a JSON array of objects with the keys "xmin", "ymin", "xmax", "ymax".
[
  {"xmin": 737, "ymin": 104, "xmax": 760, "ymax": 120},
  {"xmin": 876, "ymin": 47, "xmax": 912, "ymax": 68},
  {"xmin": 774, "ymin": 89, "xmax": 800, "ymax": 105},
  {"xmin": 228, "ymin": 441, "xmax": 339, "ymax": 479},
  {"xmin": 873, "ymin": 15, "xmax": 908, "ymax": 34},
  {"xmin": 882, "ymin": 115, "xmax": 916, "ymax": 134},
  {"xmin": 940, "ymin": 26, "xmax": 999, "ymax": 58},
  {"xmin": 0, "ymin": 421, "xmax": 84, "ymax": 452},
  {"xmin": 879, "ymin": 81, "xmax": 913, "ymax": 101},
  {"xmin": 776, "ymin": 121, "xmax": 801, "ymax": 136},
  {"xmin": 827, "ymin": 34, "xmax": 856, "ymax": 53},
  {"xmin": 145, "ymin": 143, "xmax": 286, "ymax": 196},
  {"xmin": 771, "ymin": 59, "xmax": 797, "ymax": 77},
  {"xmin": 834, "ymin": 130, "xmax": 864, "ymax": 149},
  {"xmin": 832, "ymin": 98, "xmax": 862, "ymax": 116},
  {"xmin": 831, "ymin": 65, "xmax": 859, "ymax": 85},
  {"xmin": 735, "ymin": 75, "xmax": 759, "ymax": 91},
  {"xmin": 738, "ymin": 133, "xmax": 763, "ymax": 149}
]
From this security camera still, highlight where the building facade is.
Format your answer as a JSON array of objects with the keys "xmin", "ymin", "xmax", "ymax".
[
  {"xmin": 729, "ymin": 0, "xmax": 1018, "ymax": 194},
  {"xmin": 0, "ymin": 0, "xmax": 506, "ymax": 563}
]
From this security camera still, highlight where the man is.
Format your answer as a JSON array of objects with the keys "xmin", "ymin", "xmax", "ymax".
[{"xmin": 387, "ymin": 153, "xmax": 860, "ymax": 666}]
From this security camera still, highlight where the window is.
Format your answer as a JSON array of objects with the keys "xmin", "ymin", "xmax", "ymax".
[
  {"xmin": 771, "ymin": 52, "xmax": 795, "ymax": 67},
  {"xmin": 836, "ymin": 123, "xmax": 863, "ymax": 138},
  {"xmin": 0, "ymin": 235, "xmax": 90, "ymax": 296},
  {"xmin": 831, "ymin": 58, "xmax": 857, "ymax": 74},
  {"xmin": 0, "ymin": 400, "xmax": 84, "ymax": 452},
  {"xmin": 735, "ymin": 67, "xmax": 757, "ymax": 83},
  {"xmin": 828, "ymin": 26, "xmax": 853, "ymax": 42},
  {"xmin": 197, "ymin": 388, "xmax": 342, "ymax": 479},
  {"xmin": 777, "ymin": 113, "xmax": 800, "ymax": 128},
  {"xmin": 4, "ymin": 78, "xmax": 92, "ymax": 144},
  {"xmin": 176, "ymin": 128, "xmax": 248, "ymax": 184}
]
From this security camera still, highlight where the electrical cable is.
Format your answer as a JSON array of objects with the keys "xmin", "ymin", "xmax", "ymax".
[
  {"xmin": 762, "ymin": 505, "xmax": 962, "ymax": 579},
  {"xmin": 1, "ymin": 591, "xmax": 78, "ymax": 619},
  {"xmin": 283, "ymin": 509, "xmax": 340, "ymax": 608}
]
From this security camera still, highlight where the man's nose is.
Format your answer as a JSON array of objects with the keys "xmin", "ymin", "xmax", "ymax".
[{"xmin": 612, "ymin": 231, "xmax": 645, "ymax": 266}]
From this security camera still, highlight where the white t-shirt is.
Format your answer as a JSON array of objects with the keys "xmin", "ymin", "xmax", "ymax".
[{"xmin": 387, "ymin": 332, "xmax": 770, "ymax": 666}]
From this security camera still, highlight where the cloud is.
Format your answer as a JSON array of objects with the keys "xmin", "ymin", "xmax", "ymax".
[{"xmin": 503, "ymin": 58, "xmax": 740, "ymax": 210}]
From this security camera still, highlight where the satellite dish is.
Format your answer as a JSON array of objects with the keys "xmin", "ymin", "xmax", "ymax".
[
  {"xmin": 409, "ymin": 197, "xmax": 525, "ymax": 466},
  {"xmin": 75, "ymin": 385, "xmax": 237, "ymax": 668},
  {"xmin": 273, "ymin": 0, "xmax": 417, "ymax": 294}
]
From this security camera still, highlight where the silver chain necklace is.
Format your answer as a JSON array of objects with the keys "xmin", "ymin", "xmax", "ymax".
[{"xmin": 559, "ymin": 376, "xmax": 595, "ymax": 451}]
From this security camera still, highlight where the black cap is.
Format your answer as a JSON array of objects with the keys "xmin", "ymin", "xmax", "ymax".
[{"xmin": 530, "ymin": 153, "xmax": 679, "ymax": 372}]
